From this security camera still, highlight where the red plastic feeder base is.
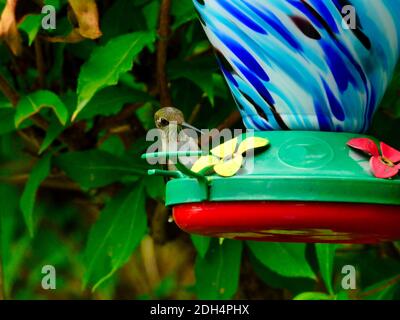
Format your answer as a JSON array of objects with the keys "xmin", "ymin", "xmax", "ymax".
[{"xmin": 173, "ymin": 202, "xmax": 400, "ymax": 243}]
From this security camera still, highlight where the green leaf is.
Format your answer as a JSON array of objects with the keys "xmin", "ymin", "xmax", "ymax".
[
  {"xmin": 39, "ymin": 120, "xmax": 66, "ymax": 154},
  {"xmin": 76, "ymin": 86, "xmax": 153, "ymax": 121},
  {"xmin": 191, "ymin": 234, "xmax": 211, "ymax": 258},
  {"xmin": 335, "ymin": 291, "xmax": 350, "ymax": 300},
  {"xmin": 0, "ymin": 108, "xmax": 16, "ymax": 135},
  {"xmin": 316, "ymin": 244, "xmax": 337, "ymax": 295},
  {"xmin": 101, "ymin": 0, "xmax": 145, "ymax": 42},
  {"xmin": 168, "ymin": 58, "xmax": 219, "ymax": 105},
  {"xmin": 47, "ymin": 44, "xmax": 66, "ymax": 86},
  {"xmin": 362, "ymin": 276, "xmax": 400, "ymax": 300},
  {"xmin": 248, "ymin": 249, "xmax": 316, "ymax": 295},
  {"xmin": 154, "ymin": 276, "xmax": 176, "ymax": 299},
  {"xmin": 55, "ymin": 149, "xmax": 147, "ymax": 189},
  {"xmin": 143, "ymin": 175, "xmax": 165, "ymax": 201},
  {"xmin": 83, "ymin": 184, "xmax": 147, "ymax": 291},
  {"xmin": 142, "ymin": 0, "xmax": 160, "ymax": 31},
  {"xmin": 195, "ymin": 239, "xmax": 242, "ymax": 299},
  {"xmin": 74, "ymin": 31, "xmax": 156, "ymax": 120},
  {"xmin": 0, "ymin": 95, "xmax": 32, "ymax": 135},
  {"xmin": 98, "ymin": 135, "xmax": 125, "ymax": 157},
  {"xmin": 212, "ymin": 73, "xmax": 229, "ymax": 99},
  {"xmin": 15, "ymin": 90, "xmax": 69, "ymax": 128},
  {"xmin": 293, "ymin": 292, "xmax": 333, "ymax": 300},
  {"xmin": 171, "ymin": 79, "xmax": 203, "ymax": 116},
  {"xmin": 334, "ymin": 248, "xmax": 400, "ymax": 289},
  {"xmin": 2, "ymin": 235, "xmax": 30, "ymax": 298},
  {"xmin": 171, "ymin": 0, "xmax": 197, "ymax": 30},
  {"xmin": 247, "ymin": 242, "xmax": 316, "ymax": 280},
  {"xmin": 135, "ymin": 102, "xmax": 155, "ymax": 130},
  {"xmin": 0, "ymin": 94, "xmax": 13, "ymax": 109},
  {"xmin": 0, "ymin": 184, "xmax": 20, "ymax": 298},
  {"xmin": 118, "ymin": 72, "xmax": 147, "ymax": 91},
  {"xmin": 20, "ymin": 154, "xmax": 52, "ymax": 237},
  {"xmin": 18, "ymin": 14, "xmax": 42, "ymax": 46},
  {"xmin": 44, "ymin": 0, "xmax": 63, "ymax": 11}
]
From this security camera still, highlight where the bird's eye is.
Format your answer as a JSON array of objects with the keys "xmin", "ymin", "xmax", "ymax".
[{"xmin": 160, "ymin": 118, "xmax": 169, "ymax": 127}]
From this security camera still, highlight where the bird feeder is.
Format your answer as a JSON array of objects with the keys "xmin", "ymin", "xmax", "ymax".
[{"xmin": 144, "ymin": 0, "xmax": 400, "ymax": 243}]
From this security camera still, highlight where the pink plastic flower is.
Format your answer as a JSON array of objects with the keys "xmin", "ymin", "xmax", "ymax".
[{"xmin": 347, "ymin": 138, "xmax": 400, "ymax": 179}]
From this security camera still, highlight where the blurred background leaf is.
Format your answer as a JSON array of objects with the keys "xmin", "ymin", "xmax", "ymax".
[
  {"xmin": 74, "ymin": 31, "xmax": 155, "ymax": 119},
  {"xmin": 55, "ymin": 150, "xmax": 146, "ymax": 189},
  {"xmin": 195, "ymin": 239, "xmax": 242, "ymax": 299},
  {"xmin": 247, "ymin": 242, "xmax": 316, "ymax": 280},
  {"xmin": 20, "ymin": 153, "xmax": 51, "ymax": 237},
  {"xmin": 83, "ymin": 184, "xmax": 147, "ymax": 291},
  {"xmin": 315, "ymin": 244, "xmax": 337, "ymax": 295}
]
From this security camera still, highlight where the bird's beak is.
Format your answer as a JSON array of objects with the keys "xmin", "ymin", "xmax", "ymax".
[{"xmin": 182, "ymin": 122, "xmax": 204, "ymax": 135}]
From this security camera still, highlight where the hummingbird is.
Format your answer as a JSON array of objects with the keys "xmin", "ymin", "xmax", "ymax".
[
  {"xmin": 152, "ymin": 107, "xmax": 203, "ymax": 244},
  {"xmin": 154, "ymin": 107, "xmax": 202, "ymax": 170}
]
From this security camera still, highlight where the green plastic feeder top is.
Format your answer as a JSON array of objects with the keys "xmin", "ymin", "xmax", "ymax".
[{"xmin": 165, "ymin": 131, "xmax": 400, "ymax": 207}]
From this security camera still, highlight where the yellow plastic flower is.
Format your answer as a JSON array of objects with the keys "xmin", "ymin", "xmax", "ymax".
[{"xmin": 191, "ymin": 137, "xmax": 269, "ymax": 177}]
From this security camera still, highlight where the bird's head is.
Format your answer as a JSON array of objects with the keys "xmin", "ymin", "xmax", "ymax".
[
  {"xmin": 154, "ymin": 107, "xmax": 185, "ymax": 130},
  {"xmin": 154, "ymin": 107, "xmax": 203, "ymax": 135}
]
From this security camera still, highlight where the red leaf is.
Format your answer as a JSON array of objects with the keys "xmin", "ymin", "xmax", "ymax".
[
  {"xmin": 380, "ymin": 142, "xmax": 400, "ymax": 163},
  {"xmin": 347, "ymin": 138, "xmax": 379, "ymax": 157},
  {"xmin": 370, "ymin": 156, "xmax": 399, "ymax": 179}
]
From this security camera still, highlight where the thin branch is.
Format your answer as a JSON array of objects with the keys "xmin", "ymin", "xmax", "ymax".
[
  {"xmin": 188, "ymin": 100, "xmax": 202, "ymax": 125},
  {"xmin": 140, "ymin": 235, "xmax": 161, "ymax": 289},
  {"xmin": 0, "ymin": 74, "xmax": 44, "ymax": 152},
  {"xmin": 201, "ymin": 110, "xmax": 242, "ymax": 145},
  {"xmin": 354, "ymin": 275, "xmax": 400, "ymax": 299},
  {"xmin": 217, "ymin": 110, "xmax": 242, "ymax": 131},
  {"xmin": 31, "ymin": 115, "xmax": 49, "ymax": 131},
  {"xmin": 0, "ymin": 73, "xmax": 19, "ymax": 106},
  {"xmin": 88, "ymin": 103, "xmax": 142, "ymax": 138},
  {"xmin": 157, "ymin": 0, "xmax": 172, "ymax": 107},
  {"xmin": 2, "ymin": 173, "xmax": 81, "ymax": 192},
  {"xmin": 17, "ymin": 129, "xmax": 41, "ymax": 153},
  {"xmin": 0, "ymin": 74, "xmax": 49, "ymax": 131}
]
